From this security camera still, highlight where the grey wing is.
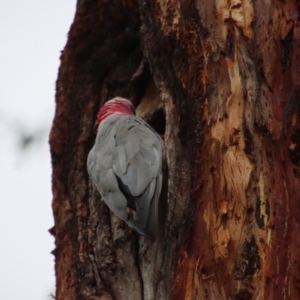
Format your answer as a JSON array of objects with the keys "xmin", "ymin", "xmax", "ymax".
[
  {"xmin": 134, "ymin": 172, "xmax": 162, "ymax": 237},
  {"xmin": 112, "ymin": 116, "xmax": 163, "ymax": 233}
]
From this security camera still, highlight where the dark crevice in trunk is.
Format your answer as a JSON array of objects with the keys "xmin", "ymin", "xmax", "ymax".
[
  {"xmin": 147, "ymin": 108, "xmax": 166, "ymax": 135},
  {"xmin": 135, "ymin": 236, "xmax": 144, "ymax": 300}
]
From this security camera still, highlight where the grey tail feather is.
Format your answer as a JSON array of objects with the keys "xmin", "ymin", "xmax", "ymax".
[
  {"xmin": 146, "ymin": 173, "xmax": 162, "ymax": 239},
  {"xmin": 127, "ymin": 216, "xmax": 154, "ymax": 238}
]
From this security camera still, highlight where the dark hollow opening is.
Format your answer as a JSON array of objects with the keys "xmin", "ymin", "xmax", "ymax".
[{"xmin": 147, "ymin": 108, "xmax": 166, "ymax": 136}]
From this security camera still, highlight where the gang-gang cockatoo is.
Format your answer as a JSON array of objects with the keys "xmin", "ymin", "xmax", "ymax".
[{"xmin": 87, "ymin": 97, "xmax": 164, "ymax": 238}]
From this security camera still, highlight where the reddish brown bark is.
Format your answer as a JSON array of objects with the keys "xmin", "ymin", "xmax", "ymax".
[{"xmin": 50, "ymin": 0, "xmax": 300, "ymax": 299}]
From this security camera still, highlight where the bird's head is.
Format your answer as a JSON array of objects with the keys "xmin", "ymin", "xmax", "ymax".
[{"xmin": 96, "ymin": 97, "xmax": 136, "ymax": 126}]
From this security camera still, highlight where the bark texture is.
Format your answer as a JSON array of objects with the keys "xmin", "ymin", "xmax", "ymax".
[{"xmin": 50, "ymin": 0, "xmax": 300, "ymax": 299}]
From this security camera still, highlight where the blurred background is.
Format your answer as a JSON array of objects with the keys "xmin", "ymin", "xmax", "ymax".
[{"xmin": 0, "ymin": 1, "xmax": 76, "ymax": 299}]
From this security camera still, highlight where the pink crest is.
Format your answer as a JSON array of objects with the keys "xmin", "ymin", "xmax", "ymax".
[{"xmin": 96, "ymin": 97, "xmax": 135, "ymax": 125}]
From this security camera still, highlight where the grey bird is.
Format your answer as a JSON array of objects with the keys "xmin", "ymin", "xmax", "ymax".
[{"xmin": 87, "ymin": 97, "xmax": 164, "ymax": 238}]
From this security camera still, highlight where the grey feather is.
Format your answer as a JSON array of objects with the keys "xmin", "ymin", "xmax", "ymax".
[
  {"xmin": 111, "ymin": 143, "xmax": 128, "ymax": 178},
  {"xmin": 147, "ymin": 173, "xmax": 162, "ymax": 236},
  {"xmin": 87, "ymin": 114, "xmax": 163, "ymax": 237},
  {"xmin": 100, "ymin": 169, "xmax": 118, "ymax": 193},
  {"xmin": 135, "ymin": 179, "xmax": 156, "ymax": 228}
]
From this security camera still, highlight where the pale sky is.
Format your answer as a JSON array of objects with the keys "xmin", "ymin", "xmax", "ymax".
[{"xmin": 0, "ymin": 1, "xmax": 76, "ymax": 299}]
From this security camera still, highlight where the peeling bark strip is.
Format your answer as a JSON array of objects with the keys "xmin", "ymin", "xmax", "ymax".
[{"xmin": 50, "ymin": 0, "xmax": 300, "ymax": 299}]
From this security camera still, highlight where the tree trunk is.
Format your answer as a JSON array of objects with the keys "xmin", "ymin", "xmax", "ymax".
[{"xmin": 50, "ymin": 0, "xmax": 300, "ymax": 299}]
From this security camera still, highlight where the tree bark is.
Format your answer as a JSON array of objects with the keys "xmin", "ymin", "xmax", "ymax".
[{"xmin": 50, "ymin": 0, "xmax": 300, "ymax": 299}]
